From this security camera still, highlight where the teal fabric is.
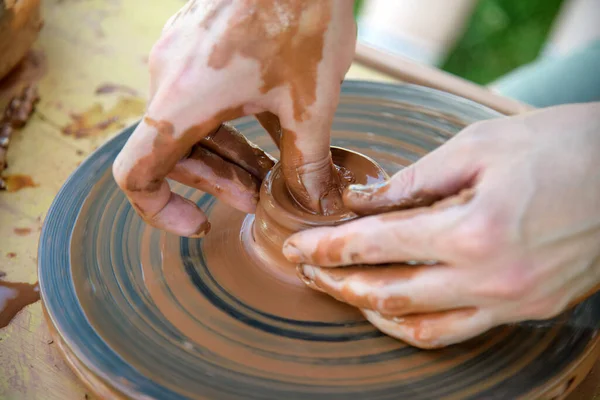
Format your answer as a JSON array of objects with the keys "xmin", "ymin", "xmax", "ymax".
[{"xmin": 492, "ymin": 39, "xmax": 600, "ymax": 108}]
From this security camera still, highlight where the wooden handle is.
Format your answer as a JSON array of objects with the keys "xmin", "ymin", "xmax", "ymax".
[{"xmin": 354, "ymin": 42, "xmax": 534, "ymax": 116}]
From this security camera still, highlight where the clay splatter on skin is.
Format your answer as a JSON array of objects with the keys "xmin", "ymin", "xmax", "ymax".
[
  {"xmin": 123, "ymin": 117, "xmax": 177, "ymax": 194},
  {"xmin": 62, "ymin": 97, "xmax": 146, "ymax": 138},
  {"xmin": 0, "ymin": 280, "xmax": 40, "ymax": 329},
  {"xmin": 310, "ymin": 235, "xmax": 351, "ymax": 264},
  {"xmin": 122, "ymin": 106, "xmax": 245, "ymax": 195},
  {"xmin": 377, "ymin": 188, "xmax": 476, "ymax": 222},
  {"xmin": 299, "ymin": 264, "xmax": 427, "ymax": 316},
  {"xmin": 344, "ymin": 181, "xmax": 455, "ymax": 216},
  {"xmin": 208, "ymin": 1, "xmax": 330, "ymax": 122}
]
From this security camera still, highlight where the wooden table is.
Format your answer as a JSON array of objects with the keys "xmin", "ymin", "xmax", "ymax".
[{"xmin": 0, "ymin": 1, "xmax": 596, "ymax": 399}]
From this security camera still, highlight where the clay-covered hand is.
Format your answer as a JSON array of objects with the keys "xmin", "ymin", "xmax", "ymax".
[
  {"xmin": 283, "ymin": 102, "xmax": 600, "ymax": 349},
  {"xmin": 113, "ymin": 0, "xmax": 356, "ymax": 237}
]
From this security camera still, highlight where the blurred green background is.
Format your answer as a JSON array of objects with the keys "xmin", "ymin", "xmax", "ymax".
[{"xmin": 355, "ymin": 0, "xmax": 566, "ymax": 85}]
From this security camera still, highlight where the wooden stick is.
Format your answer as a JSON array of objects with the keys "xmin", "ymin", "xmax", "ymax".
[{"xmin": 354, "ymin": 42, "xmax": 534, "ymax": 116}]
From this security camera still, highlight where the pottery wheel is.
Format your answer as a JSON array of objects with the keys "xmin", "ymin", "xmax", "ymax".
[{"xmin": 39, "ymin": 81, "xmax": 600, "ymax": 399}]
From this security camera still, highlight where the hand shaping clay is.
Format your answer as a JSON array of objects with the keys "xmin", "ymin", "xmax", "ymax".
[
  {"xmin": 196, "ymin": 146, "xmax": 389, "ymax": 325},
  {"xmin": 243, "ymin": 146, "xmax": 388, "ymax": 284}
]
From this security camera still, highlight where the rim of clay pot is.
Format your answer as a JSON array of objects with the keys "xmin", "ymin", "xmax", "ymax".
[{"xmin": 259, "ymin": 146, "xmax": 388, "ymax": 229}]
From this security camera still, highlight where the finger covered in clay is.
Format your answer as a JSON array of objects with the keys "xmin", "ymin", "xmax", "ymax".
[
  {"xmin": 200, "ymin": 123, "xmax": 276, "ymax": 180},
  {"xmin": 283, "ymin": 188, "xmax": 477, "ymax": 266},
  {"xmin": 297, "ymin": 263, "xmax": 471, "ymax": 317},
  {"xmin": 363, "ymin": 307, "xmax": 492, "ymax": 349},
  {"xmin": 169, "ymin": 145, "xmax": 261, "ymax": 214},
  {"xmin": 113, "ymin": 117, "xmax": 212, "ymax": 237}
]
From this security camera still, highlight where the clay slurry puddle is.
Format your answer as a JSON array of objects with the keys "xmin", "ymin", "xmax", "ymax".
[{"xmin": 0, "ymin": 279, "xmax": 40, "ymax": 328}]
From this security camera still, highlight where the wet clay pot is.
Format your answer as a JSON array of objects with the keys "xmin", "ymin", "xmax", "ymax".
[{"xmin": 244, "ymin": 146, "xmax": 388, "ymax": 285}]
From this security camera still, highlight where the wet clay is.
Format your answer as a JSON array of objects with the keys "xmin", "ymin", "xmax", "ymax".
[
  {"xmin": 297, "ymin": 264, "xmax": 422, "ymax": 315},
  {"xmin": 0, "ymin": 280, "xmax": 40, "ymax": 328},
  {"xmin": 243, "ymin": 146, "xmax": 388, "ymax": 285}
]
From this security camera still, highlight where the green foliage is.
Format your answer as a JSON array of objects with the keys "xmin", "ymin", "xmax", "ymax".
[
  {"xmin": 354, "ymin": 0, "xmax": 364, "ymax": 18},
  {"xmin": 441, "ymin": 0, "xmax": 565, "ymax": 84}
]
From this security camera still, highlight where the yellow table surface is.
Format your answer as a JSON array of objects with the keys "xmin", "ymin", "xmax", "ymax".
[
  {"xmin": 0, "ymin": 1, "xmax": 597, "ymax": 399},
  {"xmin": 0, "ymin": 1, "xmax": 394, "ymax": 399}
]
